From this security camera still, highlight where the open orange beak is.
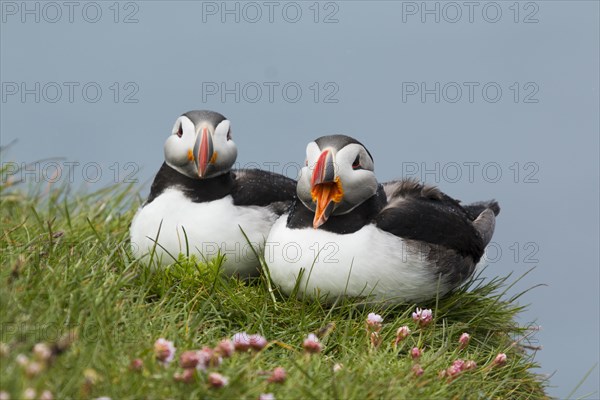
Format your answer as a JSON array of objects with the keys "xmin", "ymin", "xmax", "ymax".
[
  {"xmin": 194, "ymin": 127, "xmax": 214, "ymax": 178},
  {"xmin": 310, "ymin": 150, "xmax": 343, "ymax": 228}
]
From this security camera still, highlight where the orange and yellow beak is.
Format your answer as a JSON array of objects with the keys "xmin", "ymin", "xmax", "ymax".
[
  {"xmin": 310, "ymin": 150, "xmax": 343, "ymax": 228},
  {"xmin": 193, "ymin": 127, "xmax": 217, "ymax": 178}
]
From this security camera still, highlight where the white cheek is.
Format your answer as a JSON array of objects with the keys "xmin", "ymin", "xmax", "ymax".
[
  {"xmin": 296, "ymin": 167, "xmax": 313, "ymax": 203},
  {"xmin": 216, "ymin": 143, "xmax": 237, "ymax": 169},
  {"xmin": 298, "ymin": 166, "xmax": 309, "ymax": 179},
  {"xmin": 344, "ymin": 171, "xmax": 377, "ymax": 201},
  {"xmin": 164, "ymin": 136, "xmax": 190, "ymax": 166}
]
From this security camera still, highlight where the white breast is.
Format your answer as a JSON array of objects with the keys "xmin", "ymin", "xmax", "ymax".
[
  {"xmin": 265, "ymin": 216, "xmax": 449, "ymax": 303},
  {"xmin": 130, "ymin": 188, "xmax": 278, "ymax": 275}
]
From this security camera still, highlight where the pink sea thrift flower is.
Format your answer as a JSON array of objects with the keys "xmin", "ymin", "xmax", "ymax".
[
  {"xmin": 196, "ymin": 347, "xmax": 222, "ymax": 371},
  {"xmin": 33, "ymin": 343, "xmax": 52, "ymax": 362},
  {"xmin": 267, "ymin": 366, "xmax": 287, "ymax": 383},
  {"xmin": 40, "ymin": 390, "xmax": 53, "ymax": 400},
  {"xmin": 458, "ymin": 333, "xmax": 470, "ymax": 350},
  {"xmin": 215, "ymin": 338, "xmax": 235, "ymax": 358},
  {"xmin": 445, "ymin": 359, "xmax": 476, "ymax": 378},
  {"xmin": 154, "ymin": 338, "xmax": 176, "ymax": 365},
  {"xmin": 452, "ymin": 359, "xmax": 465, "ymax": 371},
  {"xmin": 129, "ymin": 358, "xmax": 143, "ymax": 372},
  {"xmin": 22, "ymin": 388, "xmax": 36, "ymax": 400},
  {"xmin": 370, "ymin": 332, "xmax": 383, "ymax": 348},
  {"xmin": 0, "ymin": 391, "xmax": 9, "ymax": 400},
  {"xmin": 447, "ymin": 364, "xmax": 462, "ymax": 377},
  {"xmin": 366, "ymin": 313, "xmax": 383, "ymax": 331},
  {"xmin": 259, "ymin": 394, "xmax": 275, "ymax": 400},
  {"xmin": 394, "ymin": 326, "xmax": 411, "ymax": 345},
  {"xmin": 16, "ymin": 354, "xmax": 29, "ymax": 367},
  {"xmin": 180, "ymin": 351, "xmax": 201, "ymax": 369},
  {"xmin": 412, "ymin": 308, "xmax": 433, "ymax": 326},
  {"xmin": 303, "ymin": 333, "xmax": 323, "ymax": 354},
  {"xmin": 233, "ymin": 332, "xmax": 251, "ymax": 352},
  {"xmin": 208, "ymin": 372, "xmax": 229, "ymax": 388},
  {"xmin": 174, "ymin": 368, "xmax": 195, "ymax": 383},
  {"xmin": 464, "ymin": 360, "xmax": 477, "ymax": 370},
  {"xmin": 493, "ymin": 353, "xmax": 507, "ymax": 366},
  {"xmin": 249, "ymin": 334, "xmax": 268, "ymax": 351},
  {"xmin": 412, "ymin": 364, "xmax": 424, "ymax": 377},
  {"xmin": 25, "ymin": 361, "xmax": 43, "ymax": 377},
  {"xmin": 410, "ymin": 347, "xmax": 422, "ymax": 360}
]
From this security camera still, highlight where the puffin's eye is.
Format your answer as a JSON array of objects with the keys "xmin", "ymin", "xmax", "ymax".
[
  {"xmin": 352, "ymin": 155, "xmax": 361, "ymax": 170},
  {"xmin": 305, "ymin": 159, "xmax": 308, "ymax": 167},
  {"xmin": 176, "ymin": 124, "xmax": 183, "ymax": 138},
  {"xmin": 226, "ymin": 128, "xmax": 232, "ymax": 141}
]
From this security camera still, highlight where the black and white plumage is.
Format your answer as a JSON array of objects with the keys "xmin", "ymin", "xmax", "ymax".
[
  {"xmin": 266, "ymin": 134, "xmax": 499, "ymax": 303},
  {"xmin": 130, "ymin": 110, "xmax": 296, "ymax": 276}
]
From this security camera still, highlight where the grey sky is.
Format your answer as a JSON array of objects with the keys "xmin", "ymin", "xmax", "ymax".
[{"xmin": 1, "ymin": 1, "xmax": 598, "ymax": 397}]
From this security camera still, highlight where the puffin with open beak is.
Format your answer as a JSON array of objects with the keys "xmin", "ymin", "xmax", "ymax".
[
  {"xmin": 130, "ymin": 110, "xmax": 296, "ymax": 276},
  {"xmin": 266, "ymin": 134, "xmax": 500, "ymax": 303}
]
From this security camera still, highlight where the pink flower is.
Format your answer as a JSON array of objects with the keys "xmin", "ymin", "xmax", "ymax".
[
  {"xmin": 412, "ymin": 364, "xmax": 424, "ymax": 377},
  {"xmin": 410, "ymin": 347, "xmax": 422, "ymax": 360},
  {"xmin": 259, "ymin": 394, "xmax": 275, "ymax": 400},
  {"xmin": 412, "ymin": 308, "xmax": 433, "ymax": 326},
  {"xmin": 452, "ymin": 359, "xmax": 465, "ymax": 371},
  {"xmin": 215, "ymin": 338, "xmax": 235, "ymax": 358},
  {"xmin": 267, "ymin": 366, "xmax": 287, "ymax": 383},
  {"xmin": 208, "ymin": 372, "xmax": 229, "ymax": 388},
  {"xmin": 0, "ymin": 391, "xmax": 9, "ymax": 400},
  {"xmin": 458, "ymin": 333, "xmax": 470, "ymax": 350},
  {"xmin": 445, "ymin": 359, "xmax": 476, "ymax": 378},
  {"xmin": 493, "ymin": 353, "xmax": 507, "ymax": 366},
  {"xmin": 196, "ymin": 347, "xmax": 222, "ymax": 371},
  {"xmin": 370, "ymin": 332, "xmax": 382, "ymax": 348},
  {"xmin": 180, "ymin": 351, "xmax": 201, "ymax": 369},
  {"xmin": 303, "ymin": 333, "xmax": 323, "ymax": 354},
  {"xmin": 173, "ymin": 368, "xmax": 195, "ymax": 383},
  {"xmin": 16, "ymin": 353, "xmax": 29, "ymax": 367},
  {"xmin": 129, "ymin": 358, "xmax": 143, "ymax": 372},
  {"xmin": 464, "ymin": 360, "xmax": 477, "ymax": 370},
  {"xmin": 233, "ymin": 332, "xmax": 251, "ymax": 352},
  {"xmin": 40, "ymin": 390, "xmax": 53, "ymax": 400},
  {"xmin": 249, "ymin": 334, "xmax": 268, "ymax": 351},
  {"xmin": 154, "ymin": 338, "xmax": 176, "ymax": 365},
  {"xmin": 33, "ymin": 343, "xmax": 52, "ymax": 362},
  {"xmin": 23, "ymin": 388, "xmax": 36, "ymax": 400},
  {"xmin": 366, "ymin": 313, "xmax": 383, "ymax": 331},
  {"xmin": 447, "ymin": 364, "xmax": 462, "ymax": 377},
  {"xmin": 25, "ymin": 361, "xmax": 43, "ymax": 377},
  {"xmin": 394, "ymin": 326, "xmax": 411, "ymax": 345}
]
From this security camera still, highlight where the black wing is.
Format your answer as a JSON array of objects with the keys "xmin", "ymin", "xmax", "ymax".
[
  {"xmin": 231, "ymin": 169, "xmax": 297, "ymax": 215},
  {"xmin": 462, "ymin": 200, "xmax": 500, "ymax": 219},
  {"xmin": 375, "ymin": 179, "xmax": 486, "ymax": 261}
]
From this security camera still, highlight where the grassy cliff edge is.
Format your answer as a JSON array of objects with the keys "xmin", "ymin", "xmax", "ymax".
[{"xmin": 0, "ymin": 180, "xmax": 547, "ymax": 399}]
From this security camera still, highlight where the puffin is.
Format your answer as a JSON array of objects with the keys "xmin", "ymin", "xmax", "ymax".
[
  {"xmin": 130, "ymin": 110, "xmax": 296, "ymax": 276},
  {"xmin": 266, "ymin": 135, "xmax": 500, "ymax": 303}
]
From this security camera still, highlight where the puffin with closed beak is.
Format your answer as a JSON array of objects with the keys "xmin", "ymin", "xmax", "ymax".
[
  {"xmin": 266, "ymin": 134, "xmax": 499, "ymax": 303},
  {"xmin": 130, "ymin": 110, "xmax": 296, "ymax": 276}
]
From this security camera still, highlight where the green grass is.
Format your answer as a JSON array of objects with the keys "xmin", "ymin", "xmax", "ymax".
[{"xmin": 0, "ymin": 174, "xmax": 548, "ymax": 399}]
